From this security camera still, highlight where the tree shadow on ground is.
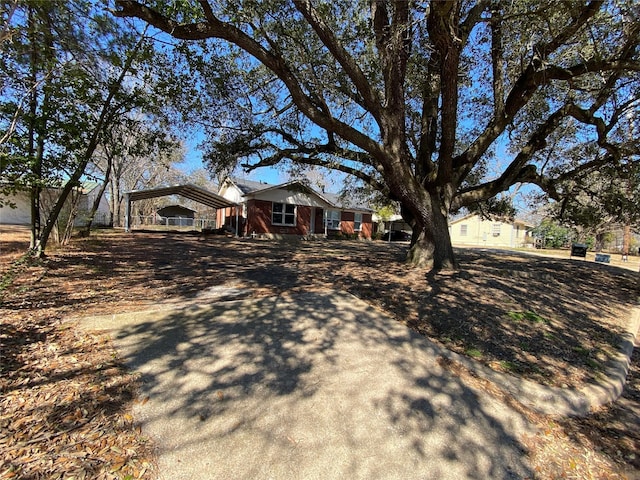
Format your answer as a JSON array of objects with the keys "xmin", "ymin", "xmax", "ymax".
[
  {"xmin": 3, "ymin": 229, "xmax": 638, "ymax": 476},
  {"xmin": 0, "ymin": 320, "xmax": 149, "ymax": 479},
  {"xmin": 99, "ymin": 289, "xmax": 533, "ymax": 479},
  {"xmin": 2, "ymin": 232, "xmax": 636, "ymax": 390},
  {"xmin": 558, "ymin": 341, "xmax": 640, "ymax": 472},
  {"xmin": 409, "ymin": 248, "xmax": 637, "ymax": 386}
]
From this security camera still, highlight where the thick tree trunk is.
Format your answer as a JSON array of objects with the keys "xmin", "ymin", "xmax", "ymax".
[
  {"xmin": 108, "ymin": 178, "xmax": 119, "ymax": 226},
  {"xmin": 404, "ymin": 192, "xmax": 457, "ymax": 271}
]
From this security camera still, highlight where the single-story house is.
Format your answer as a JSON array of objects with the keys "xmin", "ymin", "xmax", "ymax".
[
  {"xmin": 449, "ymin": 214, "xmax": 534, "ymax": 248},
  {"xmin": 0, "ymin": 182, "xmax": 111, "ymax": 227},
  {"xmin": 217, "ymin": 177, "xmax": 373, "ymax": 239}
]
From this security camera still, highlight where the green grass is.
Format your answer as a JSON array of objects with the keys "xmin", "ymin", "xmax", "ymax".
[
  {"xmin": 499, "ymin": 360, "xmax": 518, "ymax": 372},
  {"xmin": 507, "ymin": 310, "xmax": 549, "ymax": 324},
  {"xmin": 465, "ymin": 347, "xmax": 483, "ymax": 358},
  {"xmin": 571, "ymin": 346, "xmax": 605, "ymax": 371},
  {"xmin": 498, "ymin": 360, "xmax": 539, "ymax": 376},
  {"xmin": 572, "ymin": 345, "xmax": 591, "ymax": 356},
  {"xmin": 519, "ymin": 341, "xmax": 533, "ymax": 352},
  {"xmin": 585, "ymin": 358, "xmax": 603, "ymax": 370}
]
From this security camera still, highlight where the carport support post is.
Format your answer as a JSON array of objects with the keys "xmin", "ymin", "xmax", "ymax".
[
  {"xmin": 124, "ymin": 193, "xmax": 131, "ymax": 232},
  {"xmin": 235, "ymin": 208, "xmax": 239, "ymax": 237},
  {"xmin": 324, "ymin": 209, "xmax": 328, "ymax": 237}
]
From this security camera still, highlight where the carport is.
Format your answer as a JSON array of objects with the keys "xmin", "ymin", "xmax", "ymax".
[{"xmin": 124, "ymin": 184, "xmax": 238, "ymax": 234}]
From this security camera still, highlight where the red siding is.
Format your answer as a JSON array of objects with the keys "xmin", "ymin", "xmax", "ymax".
[
  {"xmin": 314, "ymin": 208, "xmax": 325, "ymax": 234},
  {"xmin": 339, "ymin": 211, "xmax": 372, "ymax": 239},
  {"xmin": 361, "ymin": 213, "xmax": 373, "ymax": 239},
  {"xmin": 247, "ymin": 200, "xmax": 310, "ymax": 236},
  {"xmin": 297, "ymin": 206, "xmax": 311, "ymax": 235},
  {"xmin": 340, "ymin": 211, "xmax": 355, "ymax": 235},
  {"xmin": 247, "ymin": 200, "xmax": 271, "ymax": 235},
  {"xmin": 216, "ymin": 206, "xmax": 245, "ymax": 234},
  {"xmin": 243, "ymin": 202, "xmax": 372, "ymax": 239}
]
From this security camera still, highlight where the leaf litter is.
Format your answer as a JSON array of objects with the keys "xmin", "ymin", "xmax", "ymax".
[{"xmin": 1, "ymin": 306, "xmax": 156, "ymax": 479}]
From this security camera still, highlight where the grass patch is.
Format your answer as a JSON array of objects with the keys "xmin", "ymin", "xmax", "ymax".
[
  {"xmin": 571, "ymin": 346, "xmax": 605, "ymax": 371},
  {"xmin": 572, "ymin": 345, "xmax": 591, "ymax": 356},
  {"xmin": 519, "ymin": 341, "xmax": 533, "ymax": 352},
  {"xmin": 0, "ymin": 252, "xmax": 33, "ymax": 295},
  {"xmin": 585, "ymin": 358, "xmax": 603, "ymax": 370},
  {"xmin": 507, "ymin": 310, "xmax": 549, "ymax": 324},
  {"xmin": 499, "ymin": 360, "xmax": 518, "ymax": 372},
  {"xmin": 465, "ymin": 347, "xmax": 483, "ymax": 358},
  {"xmin": 498, "ymin": 360, "xmax": 541, "ymax": 376}
]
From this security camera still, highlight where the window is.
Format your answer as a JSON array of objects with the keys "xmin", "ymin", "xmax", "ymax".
[
  {"xmin": 326, "ymin": 210, "xmax": 341, "ymax": 229},
  {"xmin": 354, "ymin": 213, "xmax": 362, "ymax": 231},
  {"xmin": 492, "ymin": 222, "xmax": 501, "ymax": 236},
  {"xmin": 272, "ymin": 203, "xmax": 296, "ymax": 226},
  {"xmin": 460, "ymin": 224, "xmax": 468, "ymax": 236}
]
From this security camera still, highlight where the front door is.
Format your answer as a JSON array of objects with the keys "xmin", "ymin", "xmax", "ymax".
[{"xmin": 314, "ymin": 208, "xmax": 324, "ymax": 234}]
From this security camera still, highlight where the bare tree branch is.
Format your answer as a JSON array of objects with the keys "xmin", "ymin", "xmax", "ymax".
[
  {"xmin": 455, "ymin": 1, "xmax": 608, "ymax": 173},
  {"xmin": 292, "ymin": 0, "xmax": 383, "ymax": 124},
  {"xmin": 453, "ymin": 104, "xmax": 569, "ymax": 209},
  {"xmin": 243, "ymin": 149, "xmax": 386, "ymax": 194},
  {"xmin": 114, "ymin": 0, "xmax": 386, "ymax": 162}
]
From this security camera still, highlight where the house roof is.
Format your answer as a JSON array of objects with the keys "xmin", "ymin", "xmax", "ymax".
[
  {"xmin": 225, "ymin": 177, "xmax": 373, "ymax": 212},
  {"xmin": 321, "ymin": 191, "xmax": 372, "ymax": 212},
  {"xmin": 80, "ymin": 181, "xmax": 101, "ymax": 194},
  {"xmin": 126, "ymin": 184, "xmax": 237, "ymax": 210},
  {"xmin": 227, "ymin": 177, "xmax": 272, "ymax": 195},
  {"xmin": 157, "ymin": 204, "xmax": 197, "ymax": 213}
]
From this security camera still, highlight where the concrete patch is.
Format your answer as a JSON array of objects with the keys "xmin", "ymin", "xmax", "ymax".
[{"xmin": 79, "ymin": 290, "xmax": 534, "ymax": 480}]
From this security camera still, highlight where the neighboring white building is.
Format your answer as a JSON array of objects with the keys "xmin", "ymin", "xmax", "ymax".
[
  {"xmin": 449, "ymin": 214, "xmax": 534, "ymax": 248},
  {"xmin": 0, "ymin": 182, "xmax": 111, "ymax": 226},
  {"xmin": 0, "ymin": 188, "xmax": 31, "ymax": 225}
]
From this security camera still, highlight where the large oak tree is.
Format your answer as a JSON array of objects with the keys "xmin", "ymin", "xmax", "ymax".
[{"xmin": 114, "ymin": 0, "xmax": 640, "ymax": 270}]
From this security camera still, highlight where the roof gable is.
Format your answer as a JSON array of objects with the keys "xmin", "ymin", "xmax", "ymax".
[
  {"xmin": 245, "ymin": 181, "xmax": 334, "ymax": 208},
  {"xmin": 157, "ymin": 205, "xmax": 196, "ymax": 214},
  {"xmin": 224, "ymin": 177, "xmax": 372, "ymax": 212},
  {"xmin": 226, "ymin": 177, "xmax": 272, "ymax": 194}
]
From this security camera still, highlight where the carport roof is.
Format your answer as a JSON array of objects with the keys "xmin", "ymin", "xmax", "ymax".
[{"xmin": 126, "ymin": 184, "xmax": 237, "ymax": 210}]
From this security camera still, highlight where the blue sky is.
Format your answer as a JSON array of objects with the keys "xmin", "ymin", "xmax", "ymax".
[
  {"xmin": 177, "ymin": 134, "xmax": 348, "ymax": 191},
  {"xmin": 177, "ymin": 134, "xmax": 287, "ymax": 185}
]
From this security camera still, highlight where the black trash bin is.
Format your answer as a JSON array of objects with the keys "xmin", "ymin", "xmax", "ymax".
[{"xmin": 570, "ymin": 243, "xmax": 587, "ymax": 258}]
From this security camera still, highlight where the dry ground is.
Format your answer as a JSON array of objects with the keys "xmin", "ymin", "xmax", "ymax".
[{"xmin": 1, "ymin": 226, "xmax": 639, "ymax": 479}]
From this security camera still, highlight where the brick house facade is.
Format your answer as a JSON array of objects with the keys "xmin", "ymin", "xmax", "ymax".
[{"xmin": 217, "ymin": 178, "xmax": 373, "ymax": 239}]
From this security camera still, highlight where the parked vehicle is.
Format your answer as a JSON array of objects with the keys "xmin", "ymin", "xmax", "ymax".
[{"xmin": 382, "ymin": 230, "xmax": 411, "ymax": 241}]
